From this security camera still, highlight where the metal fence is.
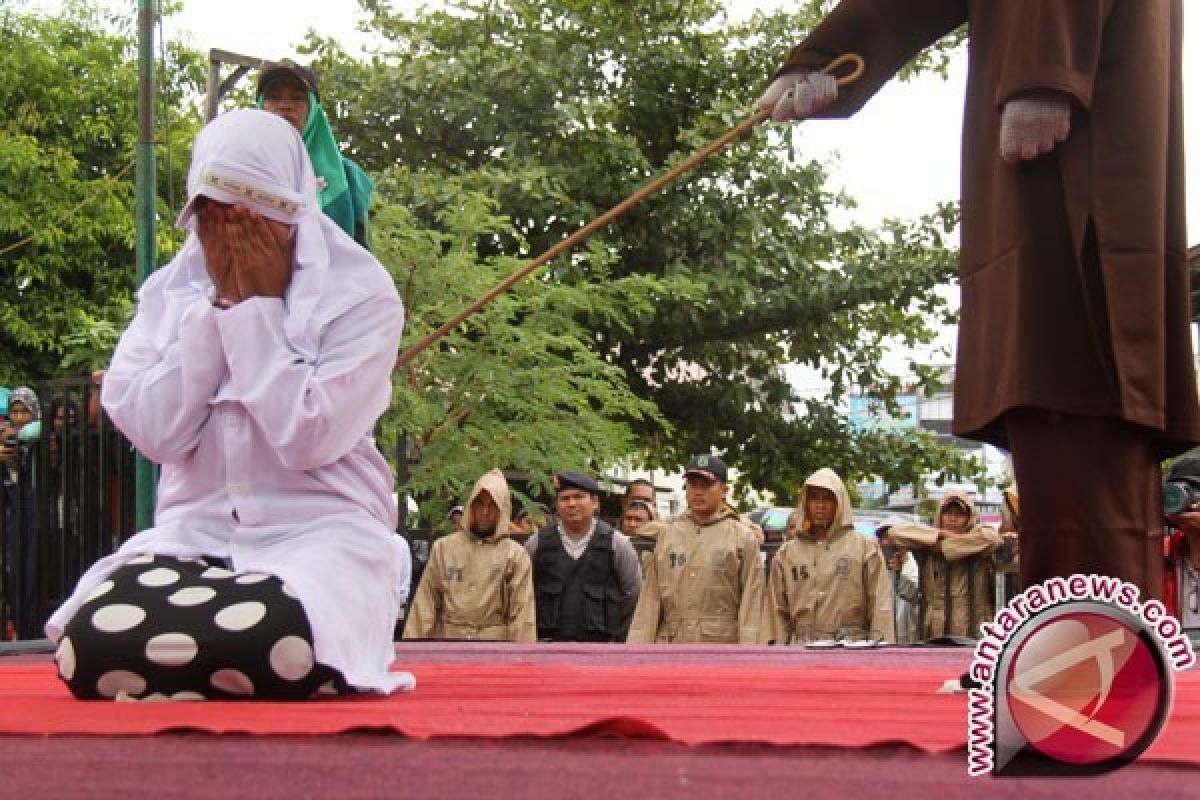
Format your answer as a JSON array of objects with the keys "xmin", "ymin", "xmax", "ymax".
[{"xmin": 1, "ymin": 378, "xmax": 137, "ymax": 639}]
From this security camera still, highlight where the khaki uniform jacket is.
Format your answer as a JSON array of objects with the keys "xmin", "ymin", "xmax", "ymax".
[
  {"xmin": 626, "ymin": 532, "xmax": 658, "ymax": 585},
  {"xmin": 402, "ymin": 469, "xmax": 536, "ymax": 641},
  {"xmin": 627, "ymin": 507, "xmax": 765, "ymax": 644},
  {"xmin": 887, "ymin": 492, "xmax": 1001, "ymax": 639},
  {"xmin": 768, "ymin": 468, "xmax": 894, "ymax": 644},
  {"xmin": 628, "ymin": 513, "xmax": 754, "ymax": 583},
  {"xmin": 778, "ymin": 1, "xmax": 1200, "ymax": 457},
  {"xmin": 628, "ymin": 511, "xmax": 748, "ymax": 582}
]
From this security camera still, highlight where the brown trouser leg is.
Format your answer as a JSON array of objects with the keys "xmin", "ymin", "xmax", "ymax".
[{"xmin": 1005, "ymin": 410, "xmax": 1163, "ymax": 602}]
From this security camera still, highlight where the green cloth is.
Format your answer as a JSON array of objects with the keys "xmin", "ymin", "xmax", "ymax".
[
  {"xmin": 300, "ymin": 95, "xmax": 349, "ymax": 210},
  {"xmin": 322, "ymin": 157, "xmax": 375, "ymax": 249},
  {"xmin": 257, "ymin": 92, "xmax": 374, "ymax": 247}
]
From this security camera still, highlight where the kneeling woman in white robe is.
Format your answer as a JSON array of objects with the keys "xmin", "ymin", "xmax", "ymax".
[{"xmin": 46, "ymin": 109, "xmax": 413, "ymax": 700}]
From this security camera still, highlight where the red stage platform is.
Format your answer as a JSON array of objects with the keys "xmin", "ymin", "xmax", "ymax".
[{"xmin": 1, "ymin": 643, "xmax": 1196, "ymax": 798}]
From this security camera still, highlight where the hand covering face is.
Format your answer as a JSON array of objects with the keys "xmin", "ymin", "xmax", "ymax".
[{"xmin": 163, "ymin": 109, "xmax": 364, "ymax": 363}]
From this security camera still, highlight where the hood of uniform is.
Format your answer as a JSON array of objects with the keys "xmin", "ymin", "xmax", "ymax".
[
  {"xmin": 935, "ymin": 490, "xmax": 981, "ymax": 530},
  {"xmin": 796, "ymin": 467, "xmax": 854, "ymax": 538},
  {"xmin": 1000, "ymin": 488, "xmax": 1019, "ymax": 533},
  {"xmin": 630, "ymin": 516, "xmax": 664, "ymax": 541},
  {"xmin": 463, "ymin": 468, "xmax": 513, "ymax": 542},
  {"xmin": 684, "ymin": 502, "xmax": 741, "ymax": 528},
  {"xmin": 723, "ymin": 500, "xmax": 765, "ymax": 543}
]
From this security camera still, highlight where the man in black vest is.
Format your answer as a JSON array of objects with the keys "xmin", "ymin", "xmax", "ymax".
[{"xmin": 524, "ymin": 471, "xmax": 642, "ymax": 642}]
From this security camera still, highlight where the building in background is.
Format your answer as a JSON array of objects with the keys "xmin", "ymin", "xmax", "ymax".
[{"xmin": 849, "ymin": 371, "xmax": 1007, "ymax": 525}]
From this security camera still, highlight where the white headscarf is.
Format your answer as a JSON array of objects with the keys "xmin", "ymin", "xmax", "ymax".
[{"xmin": 145, "ymin": 108, "xmax": 370, "ymax": 362}]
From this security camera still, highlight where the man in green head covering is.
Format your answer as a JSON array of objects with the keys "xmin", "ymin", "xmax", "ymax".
[{"xmin": 257, "ymin": 60, "xmax": 374, "ymax": 248}]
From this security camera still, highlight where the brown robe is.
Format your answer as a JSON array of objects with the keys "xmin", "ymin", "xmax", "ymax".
[{"xmin": 776, "ymin": 0, "xmax": 1200, "ymax": 456}]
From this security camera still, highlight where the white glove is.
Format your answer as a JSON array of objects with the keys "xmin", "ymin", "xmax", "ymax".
[
  {"xmin": 757, "ymin": 71, "xmax": 838, "ymax": 123},
  {"xmin": 998, "ymin": 91, "xmax": 1071, "ymax": 164}
]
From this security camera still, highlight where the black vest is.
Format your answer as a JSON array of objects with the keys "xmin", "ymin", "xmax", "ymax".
[{"xmin": 532, "ymin": 522, "xmax": 623, "ymax": 642}]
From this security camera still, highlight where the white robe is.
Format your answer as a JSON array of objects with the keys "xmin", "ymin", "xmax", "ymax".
[{"xmin": 46, "ymin": 109, "xmax": 413, "ymax": 694}]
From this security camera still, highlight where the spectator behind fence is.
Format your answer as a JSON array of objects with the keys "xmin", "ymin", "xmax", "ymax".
[
  {"xmin": 623, "ymin": 478, "xmax": 657, "ymax": 519},
  {"xmin": 876, "ymin": 518, "xmax": 920, "ymax": 645},
  {"xmin": 996, "ymin": 487, "xmax": 1022, "ymax": 606},
  {"xmin": 46, "ymin": 109, "xmax": 411, "ymax": 701},
  {"xmin": 627, "ymin": 454, "xmax": 765, "ymax": 644},
  {"xmin": 785, "ymin": 509, "xmax": 800, "ymax": 540},
  {"xmin": 620, "ymin": 499, "xmax": 656, "ymax": 575},
  {"xmin": 1162, "ymin": 451, "xmax": 1200, "ymax": 631},
  {"xmin": 403, "ymin": 469, "xmax": 536, "ymax": 642},
  {"xmin": 766, "ymin": 468, "xmax": 894, "ymax": 645},
  {"xmin": 887, "ymin": 492, "xmax": 1002, "ymax": 639},
  {"xmin": 511, "ymin": 503, "xmax": 552, "ymax": 541},
  {"xmin": 45, "ymin": 380, "xmax": 139, "ymax": 570},
  {"xmin": 2, "ymin": 387, "xmax": 41, "ymax": 639},
  {"xmin": 525, "ymin": 471, "xmax": 641, "ymax": 642}
]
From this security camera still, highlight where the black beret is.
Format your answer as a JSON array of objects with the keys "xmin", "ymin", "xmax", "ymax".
[{"xmin": 555, "ymin": 470, "xmax": 600, "ymax": 495}]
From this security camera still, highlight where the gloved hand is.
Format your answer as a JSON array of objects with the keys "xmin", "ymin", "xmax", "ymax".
[
  {"xmin": 757, "ymin": 71, "xmax": 838, "ymax": 123},
  {"xmin": 999, "ymin": 91, "xmax": 1072, "ymax": 164}
]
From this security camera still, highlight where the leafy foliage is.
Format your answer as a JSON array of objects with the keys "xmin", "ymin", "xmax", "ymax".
[
  {"xmin": 309, "ymin": 0, "xmax": 979, "ymax": 507},
  {"xmin": 0, "ymin": 0, "xmax": 204, "ymax": 383},
  {"xmin": 372, "ymin": 168, "xmax": 691, "ymax": 508}
]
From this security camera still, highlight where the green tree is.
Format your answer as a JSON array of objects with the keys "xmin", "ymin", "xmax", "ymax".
[
  {"xmin": 372, "ymin": 167, "xmax": 689, "ymax": 515},
  {"xmin": 0, "ymin": 0, "xmax": 204, "ymax": 383},
  {"xmin": 309, "ymin": 0, "xmax": 981, "ymax": 503}
]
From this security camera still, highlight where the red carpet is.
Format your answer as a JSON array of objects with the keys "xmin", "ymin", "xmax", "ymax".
[
  {"xmin": 1, "ymin": 644, "xmax": 1197, "ymax": 764},
  {"xmin": 7, "ymin": 736, "xmax": 1200, "ymax": 800}
]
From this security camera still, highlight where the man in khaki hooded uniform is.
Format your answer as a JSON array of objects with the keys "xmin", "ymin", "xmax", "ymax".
[
  {"xmin": 767, "ymin": 468, "xmax": 894, "ymax": 645},
  {"xmin": 887, "ymin": 491, "xmax": 1001, "ymax": 639},
  {"xmin": 627, "ymin": 454, "xmax": 765, "ymax": 644},
  {"xmin": 403, "ymin": 469, "xmax": 536, "ymax": 641}
]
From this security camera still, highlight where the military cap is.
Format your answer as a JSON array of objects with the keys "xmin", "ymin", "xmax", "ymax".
[{"xmin": 684, "ymin": 454, "xmax": 728, "ymax": 483}]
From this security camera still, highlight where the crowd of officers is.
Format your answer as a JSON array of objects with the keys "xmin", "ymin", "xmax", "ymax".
[{"xmin": 401, "ymin": 454, "xmax": 1014, "ymax": 645}]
